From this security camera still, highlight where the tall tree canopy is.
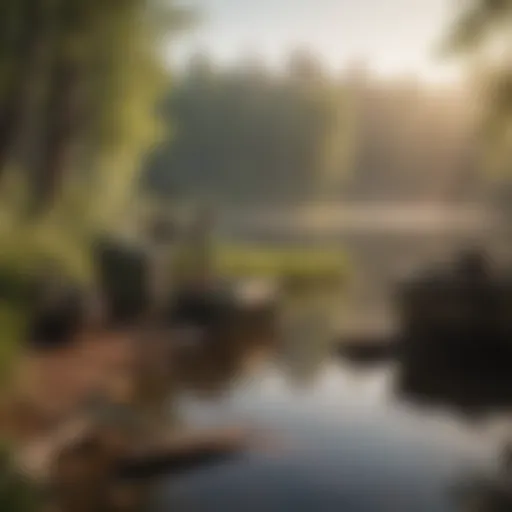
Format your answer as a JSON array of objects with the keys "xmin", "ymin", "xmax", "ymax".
[
  {"xmin": 445, "ymin": 0, "xmax": 512, "ymax": 174},
  {"xmin": 0, "ymin": 0, "xmax": 191, "ymax": 220},
  {"xmin": 0, "ymin": 0, "xmax": 193, "ymax": 389}
]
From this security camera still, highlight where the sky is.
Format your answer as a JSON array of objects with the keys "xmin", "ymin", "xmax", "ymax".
[{"xmin": 169, "ymin": 0, "xmax": 462, "ymax": 84}]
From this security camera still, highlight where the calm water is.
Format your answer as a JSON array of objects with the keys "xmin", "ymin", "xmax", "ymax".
[{"xmin": 153, "ymin": 355, "xmax": 506, "ymax": 512}]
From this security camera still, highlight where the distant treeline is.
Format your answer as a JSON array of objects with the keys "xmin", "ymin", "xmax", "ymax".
[{"xmin": 143, "ymin": 53, "xmax": 485, "ymax": 206}]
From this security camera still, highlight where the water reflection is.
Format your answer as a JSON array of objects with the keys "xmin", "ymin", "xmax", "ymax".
[{"xmin": 150, "ymin": 311, "xmax": 509, "ymax": 512}]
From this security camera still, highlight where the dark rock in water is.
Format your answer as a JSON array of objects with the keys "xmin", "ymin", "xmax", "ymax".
[
  {"xmin": 393, "ymin": 248, "xmax": 512, "ymax": 415},
  {"xmin": 396, "ymin": 248, "xmax": 511, "ymax": 347}
]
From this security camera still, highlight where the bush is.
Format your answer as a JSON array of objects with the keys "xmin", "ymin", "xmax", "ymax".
[{"xmin": 212, "ymin": 243, "xmax": 348, "ymax": 283}]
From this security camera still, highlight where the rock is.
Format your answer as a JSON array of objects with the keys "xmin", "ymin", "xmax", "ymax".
[{"xmin": 27, "ymin": 286, "xmax": 85, "ymax": 351}]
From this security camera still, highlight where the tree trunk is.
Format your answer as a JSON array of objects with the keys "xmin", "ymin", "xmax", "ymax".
[
  {"xmin": 32, "ymin": 60, "xmax": 82, "ymax": 212},
  {"xmin": 30, "ymin": 0, "xmax": 90, "ymax": 214},
  {"xmin": 0, "ymin": 0, "xmax": 46, "ymax": 180}
]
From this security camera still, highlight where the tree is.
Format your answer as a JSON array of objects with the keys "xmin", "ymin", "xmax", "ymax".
[
  {"xmin": 0, "ymin": 0, "xmax": 192, "ymax": 219},
  {"xmin": 0, "ymin": 0, "xmax": 193, "ymax": 387},
  {"xmin": 444, "ymin": 0, "xmax": 512, "ymax": 175}
]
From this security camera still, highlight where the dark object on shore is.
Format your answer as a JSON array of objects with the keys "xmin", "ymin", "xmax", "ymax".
[
  {"xmin": 24, "ymin": 235, "xmax": 151, "ymax": 349},
  {"xmin": 93, "ymin": 237, "xmax": 151, "ymax": 327},
  {"xmin": 27, "ymin": 282, "xmax": 86, "ymax": 351},
  {"xmin": 0, "ymin": 266, "xmax": 86, "ymax": 351}
]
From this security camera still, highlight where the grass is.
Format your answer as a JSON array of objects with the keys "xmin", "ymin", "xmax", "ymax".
[
  {"xmin": 211, "ymin": 242, "xmax": 349, "ymax": 282},
  {"xmin": 174, "ymin": 241, "xmax": 348, "ymax": 281}
]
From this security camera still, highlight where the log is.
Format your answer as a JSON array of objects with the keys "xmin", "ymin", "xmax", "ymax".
[{"xmin": 114, "ymin": 428, "xmax": 248, "ymax": 481}]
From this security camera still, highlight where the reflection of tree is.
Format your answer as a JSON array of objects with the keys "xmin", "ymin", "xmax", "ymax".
[
  {"xmin": 278, "ymin": 289, "xmax": 338, "ymax": 388},
  {"xmin": 452, "ymin": 472, "xmax": 512, "ymax": 512},
  {"xmin": 172, "ymin": 307, "xmax": 277, "ymax": 399},
  {"xmin": 395, "ymin": 350, "xmax": 512, "ymax": 421},
  {"xmin": 394, "ymin": 249, "xmax": 512, "ymax": 419},
  {"xmin": 445, "ymin": 0, "xmax": 512, "ymax": 241},
  {"xmin": 280, "ymin": 344, "xmax": 326, "ymax": 389}
]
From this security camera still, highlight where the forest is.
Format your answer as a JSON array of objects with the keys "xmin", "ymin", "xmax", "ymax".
[{"xmin": 144, "ymin": 54, "xmax": 485, "ymax": 207}]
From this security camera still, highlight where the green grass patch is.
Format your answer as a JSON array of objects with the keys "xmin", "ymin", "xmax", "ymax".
[{"xmin": 211, "ymin": 243, "xmax": 349, "ymax": 281}]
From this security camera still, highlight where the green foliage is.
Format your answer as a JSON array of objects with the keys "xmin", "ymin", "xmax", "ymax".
[
  {"xmin": 0, "ymin": 0, "xmax": 191, "ymax": 220},
  {"xmin": 0, "ymin": 178, "xmax": 94, "ymax": 284},
  {"xmin": 443, "ymin": 0, "xmax": 512, "ymax": 56},
  {"xmin": 57, "ymin": 0, "xmax": 192, "ymax": 226},
  {"xmin": 0, "ymin": 185, "xmax": 94, "ymax": 386},
  {"xmin": 174, "ymin": 241, "xmax": 348, "ymax": 282},
  {"xmin": 0, "ymin": 0, "xmax": 192, "ymax": 384},
  {"xmin": 445, "ymin": 0, "xmax": 512, "ymax": 176}
]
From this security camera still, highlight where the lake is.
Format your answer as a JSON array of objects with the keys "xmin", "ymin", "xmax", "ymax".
[{"xmin": 153, "ymin": 348, "xmax": 507, "ymax": 512}]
